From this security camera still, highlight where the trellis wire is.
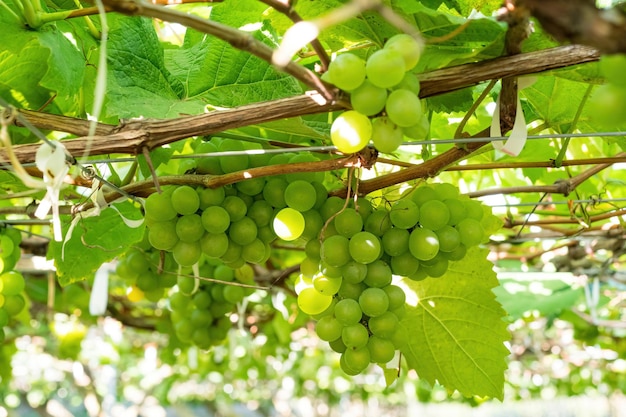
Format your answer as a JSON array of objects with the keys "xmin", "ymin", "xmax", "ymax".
[{"xmin": 488, "ymin": 197, "xmax": 626, "ymax": 208}]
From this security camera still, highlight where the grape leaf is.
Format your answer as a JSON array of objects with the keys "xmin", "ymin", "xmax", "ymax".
[
  {"xmin": 494, "ymin": 274, "xmax": 583, "ymax": 320},
  {"xmin": 48, "ymin": 201, "xmax": 145, "ymax": 286},
  {"xmin": 399, "ymin": 247, "xmax": 509, "ymax": 399}
]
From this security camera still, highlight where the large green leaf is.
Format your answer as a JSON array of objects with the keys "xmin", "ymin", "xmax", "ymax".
[
  {"xmin": 49, "ymin": 201, "xmax": 145, "ymax": 285},
  {"xmin": 399, "ymin": 247, "xmax": 509, "ymax": 399}
]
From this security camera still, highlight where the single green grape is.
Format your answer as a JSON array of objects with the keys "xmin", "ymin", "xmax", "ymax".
[
  {"xmin": 371, "ymin": 117, "xmax": 404, "ymax": 154},
  {"xmin": 327, "ymin": 53, "xmax": 367, "ymax": 91},
  {"xmin": 312, "ymin": 274, "xmax": 342, "ymax": 295},
  {"xmin": 382, "ymin": 227, "xmax": 410, "ymax": 257},
  {"xmin": 144, "ymin": 192, "xmax": 177, "ymax": 222},
  {"xmin": 148, "ymin": 220, "xmax": 179, "ymax": 251},
  {"xmin": 408, "ymin": 228, "xmax": 439, "ymax": 261},
  {"xmin": 297, "ymin": 287, "xmax": 333, "ymax": 316},
  {"xmin": 284, "ymin": 180, "xmax": 317, "ymax": 212},
  {"xmin": 386, "ymin": 89, "xmax": 423, "ymax": 127},
  {"xmin": 171, "ymin": 186, "xmax": 200, "ymax": 215},
  {"xmin": 316, "ymin": 315, "xmax": 343, "ymax": 342},
  {"xmin": 382, "ymin": 284, "xmax": 406, "ymax": 310},
  {"xmin": 242, "ymin": 239, "xmax": 268, "ymax": 264},
  {"xmin": 0, "ymin": 271, "xmax": 25, "ymax": 296},
  {"xmin": 229, "ymin": 217, "xmax": 258, "ymax": 246},
  {"xmin": 389, "ymin": 199, "xmax": 419, "ymax": 229},
  {"xmin": 334, "ymin": 298, "xmax": 363, "ymax": 326},
  {"xmin": 419, "ymin": 200, "xmax": 450, "ymax": 231},
  {"xmin": 331, "ymin": 111, "xmax": 372, "ymax": 154},
  {"xmin": 172, "ymin": 241, "xmax": 202, "ymax": 266},
  {"xmin": 364, "ymin": 209, "xmax": 392, "ymax": 236},
  {"xmin": 273, "ymin": 207, "xmax": 305, "ymax": 241},
  {"xmin": 350, "ymin": 80, "xmax": 388, "ymax": 116},
  {"xmin": 435, "ymin": 225, "xmax": 461, "ymax": 252},
  {"xmin": 198, "ymin": 186, "xmax": 225, "ymax": 209},
  {"xmin": 349, "ymin": 231, "xmax": 381, "ymax": 264},
  {"xmin": 200, "ymin": 232, "xmax": 229, "ymax": 258},
  {"xmin": 341, "ymin": 261, "xmax": 368, "ymax": 284},
  {"xmin": 342, "ymin": 323, "xmax": 369, "ymax": 349},
  {"xmin": 366, "ymin": 49, "xmax": 405, "ymax": 88},
  {"xmin": 390, "ymin": 252, "xmax": 420, "ymax": 276},
  {"xmin": 343, "ymin": 346, "xmax": 371, "ymax": 373},
  {"xmin": 223, "ymin": 285, "xmax": 245, "ymax": 304},
  {"xmin": 321, "ymin": 235, "xmax": 351, "ymax": 267},
  {"xmin": 262, "ymin": 178, "xmax": 288, "ymax": 209},
  {"xmin": 218, "ymin": 139, "xmax": 249, "ymax": 174},
  {"xmin": 456, "ymin": 218, "xmax": 485, "ymax": 247},
  {"xmin": 176, "ymin": 214, "xmax": 205, "ymax": 242},
  {"xmin": 367, "ymin": 336, "xmax": 396, "ymax": 364},
  {"xmin": 359, "ymin": 287, "xmax": 389, "ymax": 317},
  {"xmin": 334, "ymin": 208, "xmax": 364, "ymax": 238},
  {"xmin": 201, "ymin": 206, "xmax": 230, "ymax": 234}
]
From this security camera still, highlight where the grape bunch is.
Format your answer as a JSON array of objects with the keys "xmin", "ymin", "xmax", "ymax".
[
  {"xmin": 0, "ymin": 227, "xmax": 26, "ymax": 344},
  {"xmin": 323, "ymin": 34, "xmax": 429, "ymax": 154},
  {"xmin": 294, "ymin": 182, "xmax": 495, "ymax": 375}
]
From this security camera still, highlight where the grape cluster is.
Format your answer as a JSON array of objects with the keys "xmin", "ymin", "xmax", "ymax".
[
  {"xmin": 0, "ymin": 228, "xmax": 26, "ymax": 343},
  {"xmin": 323, "ymin": 34, "xmax": 429, "ymax": 154},
  {"xmin": 294, "ymin": 182, "xmax": 494, "ymax": 375}
]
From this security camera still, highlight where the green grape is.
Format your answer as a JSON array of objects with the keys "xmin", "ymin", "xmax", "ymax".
[
  {"xmin": 175, "ymin": 214, "xmax": 204, "ymax": 242},
  {"xmin": 300, "ymin": 257, "xmax": 319, "ymax": 278},
  {"xmin": 3, "ymin": 294, "xmax": 25, "ymax": 316},
  {"xmin": 144, "ymin": 192, "xmax": 177, "ymax": 222},
  {"xmin": 386, "ymin": 89, "xmax": 423, "ymax": 127},
  {"xmin": 201, "ymin": 206, "xmax": 230, "ymax": 234},
  {"xmin": 200, "ymin": 232, "xmax": 229, "ymax": 258},
  {"xmin": 263, "ymin": 178, "xmax": 288, "ymax": 209},
  {"xmin": 464, "ymin": 199, "xmax": 484, "ymax": 220},
  {"xmin": 327, "ymin": 53, "xmax": 367, "ymax": 91},
  {"xmin": 221, "ymin": 241, "xmax": 242, "ymax": 264},
  {"xmin": 210, "ymin": 301, "xmax": 233, "ymax": 317},
  {"xmin": 591, "ymin": 84, "xmax": 626, "ymax": 126},
  {"xmin": 136, "ymin": 271, "xmax": 160, "ymax": 292},
  {"xmin": 311, "ymin": 181, "xmax": 329, "ymax": 209},
  {"xmin": 311, "ymin": 297, "xmax": 337, "ymax": 320},
  {"xmin": 364, "ymin": 260, "xmax": 392, "ymax": 288},
  {"xmin": 195, "ymin": 141, "xmax": 223, "ymax": 175},
  {"xmin": 355, "ymin": 197, "xmax": 373, "ymax": 221},
  {"xmin": 338, "ymin": 280, "xmax": 366, "ymax": 300},
  {"xmin": 419, "ymin": 200, "xmax": 450, "ymax": 230},
  {"xmin": 198, "ymin": 186, "xmax": 225, "ymax": 209},
  {"xmin": 247, "ymin": 200, "xmax": 274, "ymax": 227},
  {"xmin": 330, "ymin": 337, "xmax": 348, "ymax": 354},
  {"xmin": 371, "ymin": 117, "xmax": 404, "ymax": 154},
  {"xmin": 334, "ymin": 208, "xmax": 363, "ymax": 238},
  {"xmin": 367, "ymin": 336, "xmax": 396, "ymax": 364},
  {"xmin": 456, "ymin": 218, "xmax": 485, "ymax": 247},
  {"xmin": 435, "ymin": 225, "xmax": 461, "ymax": 253},
  {"xmin": 343, "ymin": 346, "xmax": 370, "ymax": 373},
  {"xmin": 125, "ymin": 250, "xmax": 150, "ymax": 274},
  {"xmin": 421, "ymin": 255, "xmax": 449, "ymax": 278},
  {"xmin": 210, "ymin": 285, "xmax": 226, "ymax": 302},
  {"xmin": 273, "ymin": 207, "xmax": 305, "ymax": 241},
  {"xmin": 383, "ymin": 284, "xmax": 406, "ymax": 310},
  {"xmin": 214, "ymin": 264, "xmax": 235, "ymax": 282},
  {"xmin": 242, "ymin": 239, "xmax": 267, "ymax": 264},
  {"xmin": 170, "ymin": 291, "xmax": 190, "ymax": 311},
  {"xmin": 441, "ymin": 243, "xmax": 467, "ymax": 261},
  {"xmin": 301, "ymin": 209, "xmax": 324, "ymax": 241},
  {"xmin": 321, "ymin": 235, "xmax": 351, "ymax": 267},
  {"xmin": 366, "ymin": 49, "xmax": 405, "ymax": 88},
  {"xmin": 223, "ymin": 285, "xmax": 245, "ymax": 304},
  {"xmin": 218, "ymin": 139, "xmax": 249, "ymax": 174},
  {"xmin": 171, "ymin": 186, "xmax": 200, "ymax": 215},
  {"xmin": 359, "ymin": 287, "xmax": 389, "ymax": 317},
  {"xmin": 342, "ymin": 261, "xmax": 368, "ymax": 284},
  {"xmin": 403, "ymin": 115, "xmax": 430, "ymax": 140},
  {"xmin": 286, "ymin": 153, "xmax": 325, "ymax": 183},
  {"xmin": 220, "ymin": 195, "xmax": 246, "ymax": 222},
  {"xmin": 172, "ymin": 241, "xmax": 202, "ymax": 266},
  {"xmin": 385, "ymin": 33, "xmax": 423, "ymax": 70},
  {"xmin": 0, "ymin": 271, "xmax": 25, "ymax": 296},
  {"xmin": 342, "ymin": 323, "xmax": 369, "ymax": 348},
  {"xmin": 389, "ymin": 199, "xmax": 419, "ymax": 229},
  {"xmin": 382, "ymin": 227, "xmax": 410, "ymax": 256},
  {"xmin": 350, "ymin": 80, "xmax": 388, "ymax": 116},
  {"xmin": 340, "ymin": 352, "xmax": 361, "ymax": 376},
  {"xmin": 316, "ymin": 315, "xmax": 343, "ymax": 342},
  {"xmin": 368, "ymin": 311, "xmax": 399, "ymax": 338},
  {"xmin": 432, "ymin": 183, "xmax": 459, "ymax": 200},
  {"xmin": 364, "ymin": 208, "xmax": 392, "ymax": 236},
  {"xmin": 174, "ymin": 319, "xmax": 194, "ymax": 342},
  {"xmin": 0, "ymin": 308, "xmax": 9, "ymax": 327},
  {"xmin": 334, "ymin": 298, "xmax": 362, "ymax": 326},
  {"xmin": 305, "ymin": 238, "xmax": 321, "ymax": 260},
  {"xmin": 190, "ymin": 308, "xmax": 214, "ymax": 327},
  {"xmin": 313, "ymin": 274, "xmax": 342, "ymax": 295},
  {"xmin": 320, "ymin": 262, "xmax": 342, "ymax": 278},
  {"xmin": 394, "ymin": 72, "xmax": 421, "ymax": 95},
  {"xmin": 257, "ymin": 225, "xmax": 277, "ymax": 243},
  {"xmin": 192, "ymin": 291, "xmax": 212, "ymax": 310},
  {"xmin": 410, "ymin": 186, "xmax": 438, "ymax": 206},
  {"xmin": 284, "ymin": 180, "xmax": 317, "ymax": 212},
  {"xmin": 148, "ymin": 220, "xmax": 179, "ymax": 251},
  {"xmin": 320, "ymin": 196, "xmax": 346, "ymax": 221},
  {"xmin": 0, "ymin": 235, "xmax": 14, "ymax": 258},
  {"xmin": 229, "ymin": 217, "xmax": 258, "ymax": 246},
  {"xmin": 390, "ymin": 252, "xmax": 420, "ymax": 276},
  {"xmin": 409, "ymin": 228, "xmax": 439, "ymax": 261},
  {"xmin": 348, "ymin": 231, "xmax": 381, "ymax": 264},
  {"xmin": 297, "ymin": 287, "xmax": 333, "ymax": 315},
  {"xmin": 444, "ymin": 198, "xmax": 467, "ymax": 226},
  {"xmin": 236, "ymin": 177, "xmax": 265, "ymax": 196},
  {"xmin": 330, "ymin": 110, "xmax": 372, "ymax": 154}
]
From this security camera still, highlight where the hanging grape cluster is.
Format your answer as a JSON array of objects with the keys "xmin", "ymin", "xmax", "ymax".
[
  {"xmin": 294, "ymin": 182, "xmax": 496, "ymax": 375},
  {"xmin": 0, "ymin": 228, "xmax": 26, "ymax": 344},
  {"xmin": 323, "ymin": 34, "xmax": 429, "ymax": 154}
]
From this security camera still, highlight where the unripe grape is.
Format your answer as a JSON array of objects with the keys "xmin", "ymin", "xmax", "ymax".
[
  {"xmin": 200, "ymin": 232, "xmax": 229, "ymax": 258},
  {"xmin": 342, "ymin": 261, "xmax": 368, "ymax": 284},
  {"xmin": 409, "ymin": 228, "xmax": 439, "ymax": 261},
  {"xmin": 366, "ymin": 49, "xmax": 405, "ymax": 88},
  {"xmin": 342, "ymin": 323, "xmax": 369, "ymax": 348},
  {"xmin": 198, "ymin": 186, "xmax": 225, "ymax": 208},
  {"xmin": 367, "ymin": 336, "xmax": 396, "ymax": 363},
  {"xmin": 145, "ymin": 192, "xmax": 177, "ymax": 221},
  {"xmin": 263, "ymin": 178, "xmax": 288, "ymax": 209},
  {"xmin": 334, "ymin": 208, "xmax": 363, "ymax": 238},
  {"xmin": 334, "ymin": 298, "xmax": 362, "ymax": 326},
  {"xmin": 359, "ymin": 287, "xmax": 389, "ymax": 317},
  {"xmin": 313, "ymin": 274, "xmax": 342, "ymax": 295},
  {"xmin": 343, "ymin": 346, "xmax": 370, "ymax": 373},
  {"xmin": 172, "ymin": 241, "xmax": 202, "ymax": 266},
  {"xmin": 382, "ymin": 284, "xmax": 406, "ymax": 310},
  {"xmin": 222, "ymin": 195, "xmax": 248, "ymax": 222},
  {"xmin": 229, "ymin": 217, "xmax": 258, "ymax": 246},
  {"xmin": 389, "ymin": 199, "xmax": 419, "ymax": 229},
  {"xmin": 386, "ymin": 89, "xmax": 423, "ymax": 127},
  {"xmin": 223, "ymin": 285, "xmax": 245, "ymax": 304},
  {"xmin": 390, "ymin": 252, "xmax": 420, "ymax": 276},
  {"xmin": 148, "ymin": 221, "xmax": 178, "ymax": 251},
  {"xmin": 298, "ymin": 287, "xmax": 333, "ymax": 315},
  {"xmin": 171, "ymin": 186, "xmax": 200, "ymax": 215},
  {"xmin": 242, "ymin": 239, "xmax": 268, "ymax": 264},
  {"xmin": 326, "ymin": 53, "xmax": 367, "ymax": 91},
  {"xmin": 419, "ymin": 200, "xmax": 450, "ymax": 230},
  {"xmin": 176, "ymin": 214, "xmax": 204, "ymax": 242},
  {"xmin": 331, "ymin": 111, "xmax": 372, "ymax": 154},
  {"xmin": 384, "ymin": 33, "xmax": 423, "ymax": 71},
  {"xmin": 284, "ymin": 180, "xmax": 317, "ymax": 212},
  {"xmin": 456, "ymin": 218, "xmax": 484, "ymax": 247},
  {"xmin": 371, "ymin": 117, "xmax": 404, "ymax": 154},
  {"xmin": 349, "ymin": 231, "xmax": 382, "ymax": 264},
  {"xmin": 321, "ymin": 235, "xmax": 351, "ymax": 267},
  {"xmin": 350, "ymin": 80, "xmax": 388, "ymax": 116},
  {"xmin": 364, "ymin": 259, "xmax": 392, "ymax": 288},
  {"xmin": 202, "ymin": 206, "xmax": 230, "ymax": 234},
  {"xmin": 316, "ymin": 315, "xmax": 343, "ymax": 342},
  {"xmin": 273, "ymin": 207, "xmax": 305, "ymax": 241},
  {"xmin": 218, "ymin": 139, "xmax": 249, "ymax": 174},
  {"xmin": 382, "ymin": 227, "xmax": 410, "ymax": 256}
]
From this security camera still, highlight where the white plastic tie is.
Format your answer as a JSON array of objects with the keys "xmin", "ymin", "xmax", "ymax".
[{"xmin": 490, "ymin": 77, "xmax": 535, "ymax": 157}]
